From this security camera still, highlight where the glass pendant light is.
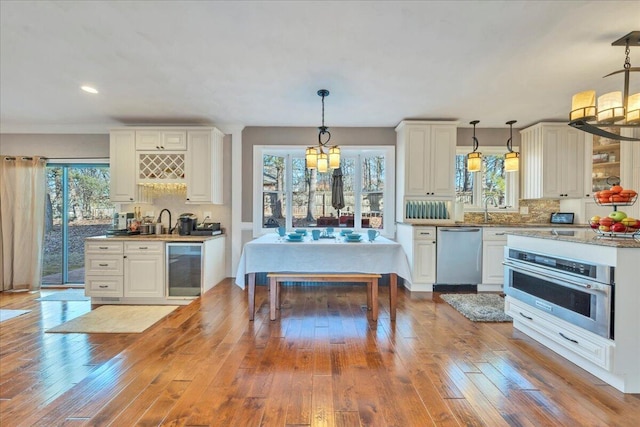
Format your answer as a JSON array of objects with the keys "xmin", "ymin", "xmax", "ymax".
[
  {"xmin": 627, "ymin": 93, "xmax": 640, "ymax": 124},
  {"xmin": 306, "ymin": 147, "xmax": 318, "ymax": 169},
  {"xmin": 597, "ymin": 91, "xmax": 625, "ymax": 123},
  {"xmin": 504, "ymin": 120, "xmax": 519, "ymax": 172},
  {"xmin": 307, "ymin": 89, "xmax": 339, "ymax": 170},
  {"xmin": 328, "ymin": 146, "xmax": 340, "ymax": 169},
  {"xmin": 466, "ymin": 120, "xmax": 482, "ymax": 172},
  {"xmin": 568, "ymin": 31, "xmax": 640, "ymax": 142},
  {"xmin": 571, "ymin": 90, "xmax": 597, "ymax": 121},
  {"xmin": 317, "ymin": 152, "xmax": 329, "ymax": 173}
]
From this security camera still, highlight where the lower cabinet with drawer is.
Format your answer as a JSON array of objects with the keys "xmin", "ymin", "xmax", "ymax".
[
  {"xmin": 505, "ymin": 296, "xmax": 614, "ymax": 371},
  {"xmin": 85, "ymin": 240, "xmax": 165, "ymax": 299},
  {"xmin": 396, "ymin": 223, "xmax": 436, "ymax": 291}
]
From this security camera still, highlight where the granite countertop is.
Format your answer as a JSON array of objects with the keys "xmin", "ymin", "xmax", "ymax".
[
  {"xmin": 398, "ymin": 221, "xmax": 588, "ymax": 228},
  {"xmin": 508, "ymin": 229, "xmax": 640, "ymax": 248},
  {"xmin": 86, "ymin": 234, "xmax": 224, "ymax": 242}
]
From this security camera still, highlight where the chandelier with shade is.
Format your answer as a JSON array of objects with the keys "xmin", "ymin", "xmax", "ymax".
[
  {"xmin": 306, "ymin": 89, "xmax": 340, "ymax": 172},
  {"xmin": 569, "ymin": 31, "xmax": 640, "ymax": 142}
]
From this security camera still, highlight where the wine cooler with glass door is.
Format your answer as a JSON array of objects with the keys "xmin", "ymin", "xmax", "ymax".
[{"xmin": 166, "ymin": 243, "xmax": 203, "ymax": 298}]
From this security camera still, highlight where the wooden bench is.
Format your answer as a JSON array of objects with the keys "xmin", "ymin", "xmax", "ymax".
[{"xmin": 266, "ymin": 273, "xmax": 385, "ymax": 321}]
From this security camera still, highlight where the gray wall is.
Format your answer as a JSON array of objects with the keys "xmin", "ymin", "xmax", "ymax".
[
  {"xmin": 241, "ymin": 126, "xmax": 396, "ymax": 222},
  {"xmin": 456, "ymin": 127, "xmax": 521, "ymax": 148},
  {"xmin": 240, "ymin": 126, "xmax": 522, "ymax": 222},
  {"xmin": 0, "ymin": 134, "xmax": 109, "ymax": 157}
]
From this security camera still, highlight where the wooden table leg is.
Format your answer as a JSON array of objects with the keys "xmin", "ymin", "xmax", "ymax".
[
  {"xmin": 366, "ymin": 282, "xmax": 372, "ymax": 311},
  {"xmin": 389, "ymin": 273, "xmax": 397, "ymax": 321},
  {"xmin": 269, "ymin": 276, "xmax": 277, "ymax": 321},
  {"xmin": 371, "ymin": 277, "xmax": 379, "ymax": 321},
  {"xmin": 248, "ymin": 273, "xmax": 256, "ymax": 321}
]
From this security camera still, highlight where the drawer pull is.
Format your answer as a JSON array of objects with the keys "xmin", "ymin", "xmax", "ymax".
[
  {"xmin": 138, "ymin": 246, "xmax": 148, "ymax": 250},
  {"xmin": 99, "ymin": 246, "xmax": 108, "ymax": 250},
  {"xmin": 495, "ymin": 232, "xmax": 506, "ymax": 236},
  {"xmin": 519, "ymin": 312, "xmax": 533, "ymax": 321},
  {"xmin": 98, "ymin": 263, "xmax": 109, "ymax": 267},
  {"xmin": 98, "ymin": 285, "xmax": 108, "ymax": 288},
  {"xmin": 418, "ymin": 232, "xmax": 431, "ymax": 236},
  {"xmin": 559, "ymin": 332, "xmax": 579, "ymax": 344}
]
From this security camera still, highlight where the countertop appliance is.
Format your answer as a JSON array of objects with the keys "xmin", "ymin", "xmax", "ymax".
[
  {"xmin": 550, "ymin": 212, "xmax": 575, "ymax": 224},
  {"xmin": 436, "ymin": 227, "xmax": 482, "ymax": 287},
  {"xmin": 177, "ymin": 213, "xmax": 197, "ymax": 236},
  {"xmin": 117, "ymin": 212, "xmax": 134, "ymax": 230},
  {"xmin": 503, "ymin": 247, "xmax": 614, "ymax": 339}
]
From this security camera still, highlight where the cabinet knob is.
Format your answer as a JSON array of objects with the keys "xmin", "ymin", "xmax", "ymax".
[
  {"xmin": 156, "ymin": 146, "xmax": 160, "ymax": 150},
  {"xmin": 129, "ymin": 197, "xmax": 134, "ymax": 201}
]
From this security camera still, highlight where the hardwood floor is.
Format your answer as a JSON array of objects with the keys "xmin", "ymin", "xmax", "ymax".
[{"xmin": 1, "ymin": 280, "xmax": 639, "ymax": 426}]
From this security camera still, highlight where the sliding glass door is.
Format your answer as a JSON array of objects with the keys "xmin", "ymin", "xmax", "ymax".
[{"xmin": 42, "ymin": 163, "xmax": 115, "ymax": 286}]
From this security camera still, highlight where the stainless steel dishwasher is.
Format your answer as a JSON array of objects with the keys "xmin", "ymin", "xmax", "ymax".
[{"xmin": 436, "ymin": 227, "xmax": 482, "ymax": 285}]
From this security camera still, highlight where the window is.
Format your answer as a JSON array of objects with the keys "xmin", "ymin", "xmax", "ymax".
[
  {"xmin": 254, "ymin": 146, "xmax": 395, "ymax": 235},
  {"xmin": 455, "ymin": 147, "xmax": 518, "ymax": 211}
]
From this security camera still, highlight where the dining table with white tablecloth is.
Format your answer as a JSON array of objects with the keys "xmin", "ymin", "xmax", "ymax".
[{"xmin": 234, "ymin": 232, "xmax": 413, "ymax": 320}]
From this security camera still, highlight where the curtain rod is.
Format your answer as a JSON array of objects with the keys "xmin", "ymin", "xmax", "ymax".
[{"xmin": 3, "ymin": 156, "xmax": 48, "ymax": 161}]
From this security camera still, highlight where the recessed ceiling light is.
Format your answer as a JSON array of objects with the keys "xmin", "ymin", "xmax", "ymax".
[{"xmin": 81, "ymin": 85, "xmax": 98, "ymax": 94}]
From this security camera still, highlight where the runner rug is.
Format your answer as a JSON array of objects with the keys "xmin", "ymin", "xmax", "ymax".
[
  {"xmin": 440, "ymin": 293, "xmax": 512, "ymax": 322},
  {"xmin": 46, "ymin": 305, "xmax": 178, "ymax": 333}
]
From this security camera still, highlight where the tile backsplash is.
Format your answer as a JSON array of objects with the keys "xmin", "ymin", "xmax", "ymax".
[{"xmin": 464, "ymin": 199, "xmax": 560, "ymax": 224}]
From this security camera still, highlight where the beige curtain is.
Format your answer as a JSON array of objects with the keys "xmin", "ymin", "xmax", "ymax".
[{"xmin": 0, "ymin": 156, "xmax": 48, "ymax": 291}]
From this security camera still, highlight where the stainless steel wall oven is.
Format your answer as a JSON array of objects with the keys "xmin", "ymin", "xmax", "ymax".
[{"xmin": 504, "ymin": 247, "xmax": 614, "ymax": 340}]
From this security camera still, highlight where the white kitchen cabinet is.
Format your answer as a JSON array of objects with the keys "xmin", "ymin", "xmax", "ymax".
[
  {"xmin": 85, "ymin": 240, "xmax": 164, "ymax": 299},
  {"xmin": 505, "ymin": 296, "xmax": 613, "ymax": 370},
  {"xmin": 396, "ymin": 223, "xmax": 436, "ymax": 291},
  {"xmin": 123, "ymin": 242, "xmax": 165, "ymax": 298},
  {"xmin": 109, "ymin": 130, "xmax": 137, "ymax": 202},
  {"xmin": 396, "ymin": 121, "xmax": 457, "ymax": 199},
  {"xmin": 135, "ymin": 130, "xmax": 187, "ymax": 150},
  {"xmin": 186, "ymin": 128, "xmax": 224, "ymax": 204},
  {"xmin": 481, "ymin": 228, "xmax": 508, "ymax": 289},
  {"xmin": 84, "ymin": 241, "xmax": 124, "ymax": 297},
  {"xmin": 520, "ymin": 123, "xmax": 585, "ymax": 199}
]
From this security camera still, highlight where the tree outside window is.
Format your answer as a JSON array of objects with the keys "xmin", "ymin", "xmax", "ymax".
[
  {"xmin": 455, "ymin": 148, "xmax": 518, "ymax": 210},
  {"xmin": 258, "ymin": 148, "xmax": 393, "ymax": 234}
]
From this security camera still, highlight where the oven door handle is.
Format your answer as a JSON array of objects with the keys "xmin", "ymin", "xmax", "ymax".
[{"xmin": 503, "ymin": 261, "xmax": 605, "ymax": 292}]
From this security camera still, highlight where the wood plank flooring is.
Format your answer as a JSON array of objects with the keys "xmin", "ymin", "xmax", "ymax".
[{"xmin": 1, "ymin": 280, "xmax": 639, "ymax": 426}]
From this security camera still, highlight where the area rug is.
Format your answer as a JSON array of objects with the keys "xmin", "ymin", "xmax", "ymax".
[
  {"xmin": 0, "ymin": 309, "xmax": 30, "ymax": 323},
  {"xmin": 46, "ymin": 305, "xmax": 178, "ymax": 333},
  {"xmin": 440, "ymin": 293, "xmax": 512, "ymax": 322},
  {"xmin": 36, "ymin": 289, "xmax": 90, "ymax": 301}
]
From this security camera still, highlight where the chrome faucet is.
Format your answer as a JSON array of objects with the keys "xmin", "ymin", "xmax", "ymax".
[
  {"xmin": 484, "ymin": 196, "xmax": 496, "ymax": 222},
  {"xmin": 157, "ymin": 209, "xmax": 172, "ymax": 234}
]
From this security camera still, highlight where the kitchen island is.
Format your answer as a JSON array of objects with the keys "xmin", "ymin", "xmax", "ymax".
[
  {"xmin": 505, "ymin": 230, "xmax": 640, "ymax": 393},
  {"xmin": 84, "ymin": 234, "xmax": 225, "ymax": 305}
]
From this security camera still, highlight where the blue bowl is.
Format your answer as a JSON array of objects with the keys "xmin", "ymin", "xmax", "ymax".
[
  {"xmin": 294, "ymin": 229, "xmax": 308, "ymax": 236},
  {"xmin": 346, "ymin": 233, "xmax": 362, "ymax": 240},
  {"xmin": 340, "ymin": 230, "xmax": 354, "ymax": 236}
]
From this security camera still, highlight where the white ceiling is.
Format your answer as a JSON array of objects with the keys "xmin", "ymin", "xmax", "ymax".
[{"xmin": 1, "ymin": 1, "xmax": 639, "ymax": 134}]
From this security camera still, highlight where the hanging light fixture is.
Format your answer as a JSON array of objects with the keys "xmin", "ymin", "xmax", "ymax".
[
  {"xmin": 569, "ymin": 31, "xmax": 640, "ymax": 141},
  {"xmin": 466, "ymin": 120, "xmax": 482, "ymax": 172},
  {"xmin": 305, "ymin": 89, "xmax": 340, "ymax": 172},
  {"xmin": 504, "ymin": 120, "xmax": 519, "ymax": 172}
]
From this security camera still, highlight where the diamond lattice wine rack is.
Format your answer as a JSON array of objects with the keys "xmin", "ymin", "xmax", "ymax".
[{"xmin": 138, "ymin": 153, "xmax": 185, "ymax": 182}]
